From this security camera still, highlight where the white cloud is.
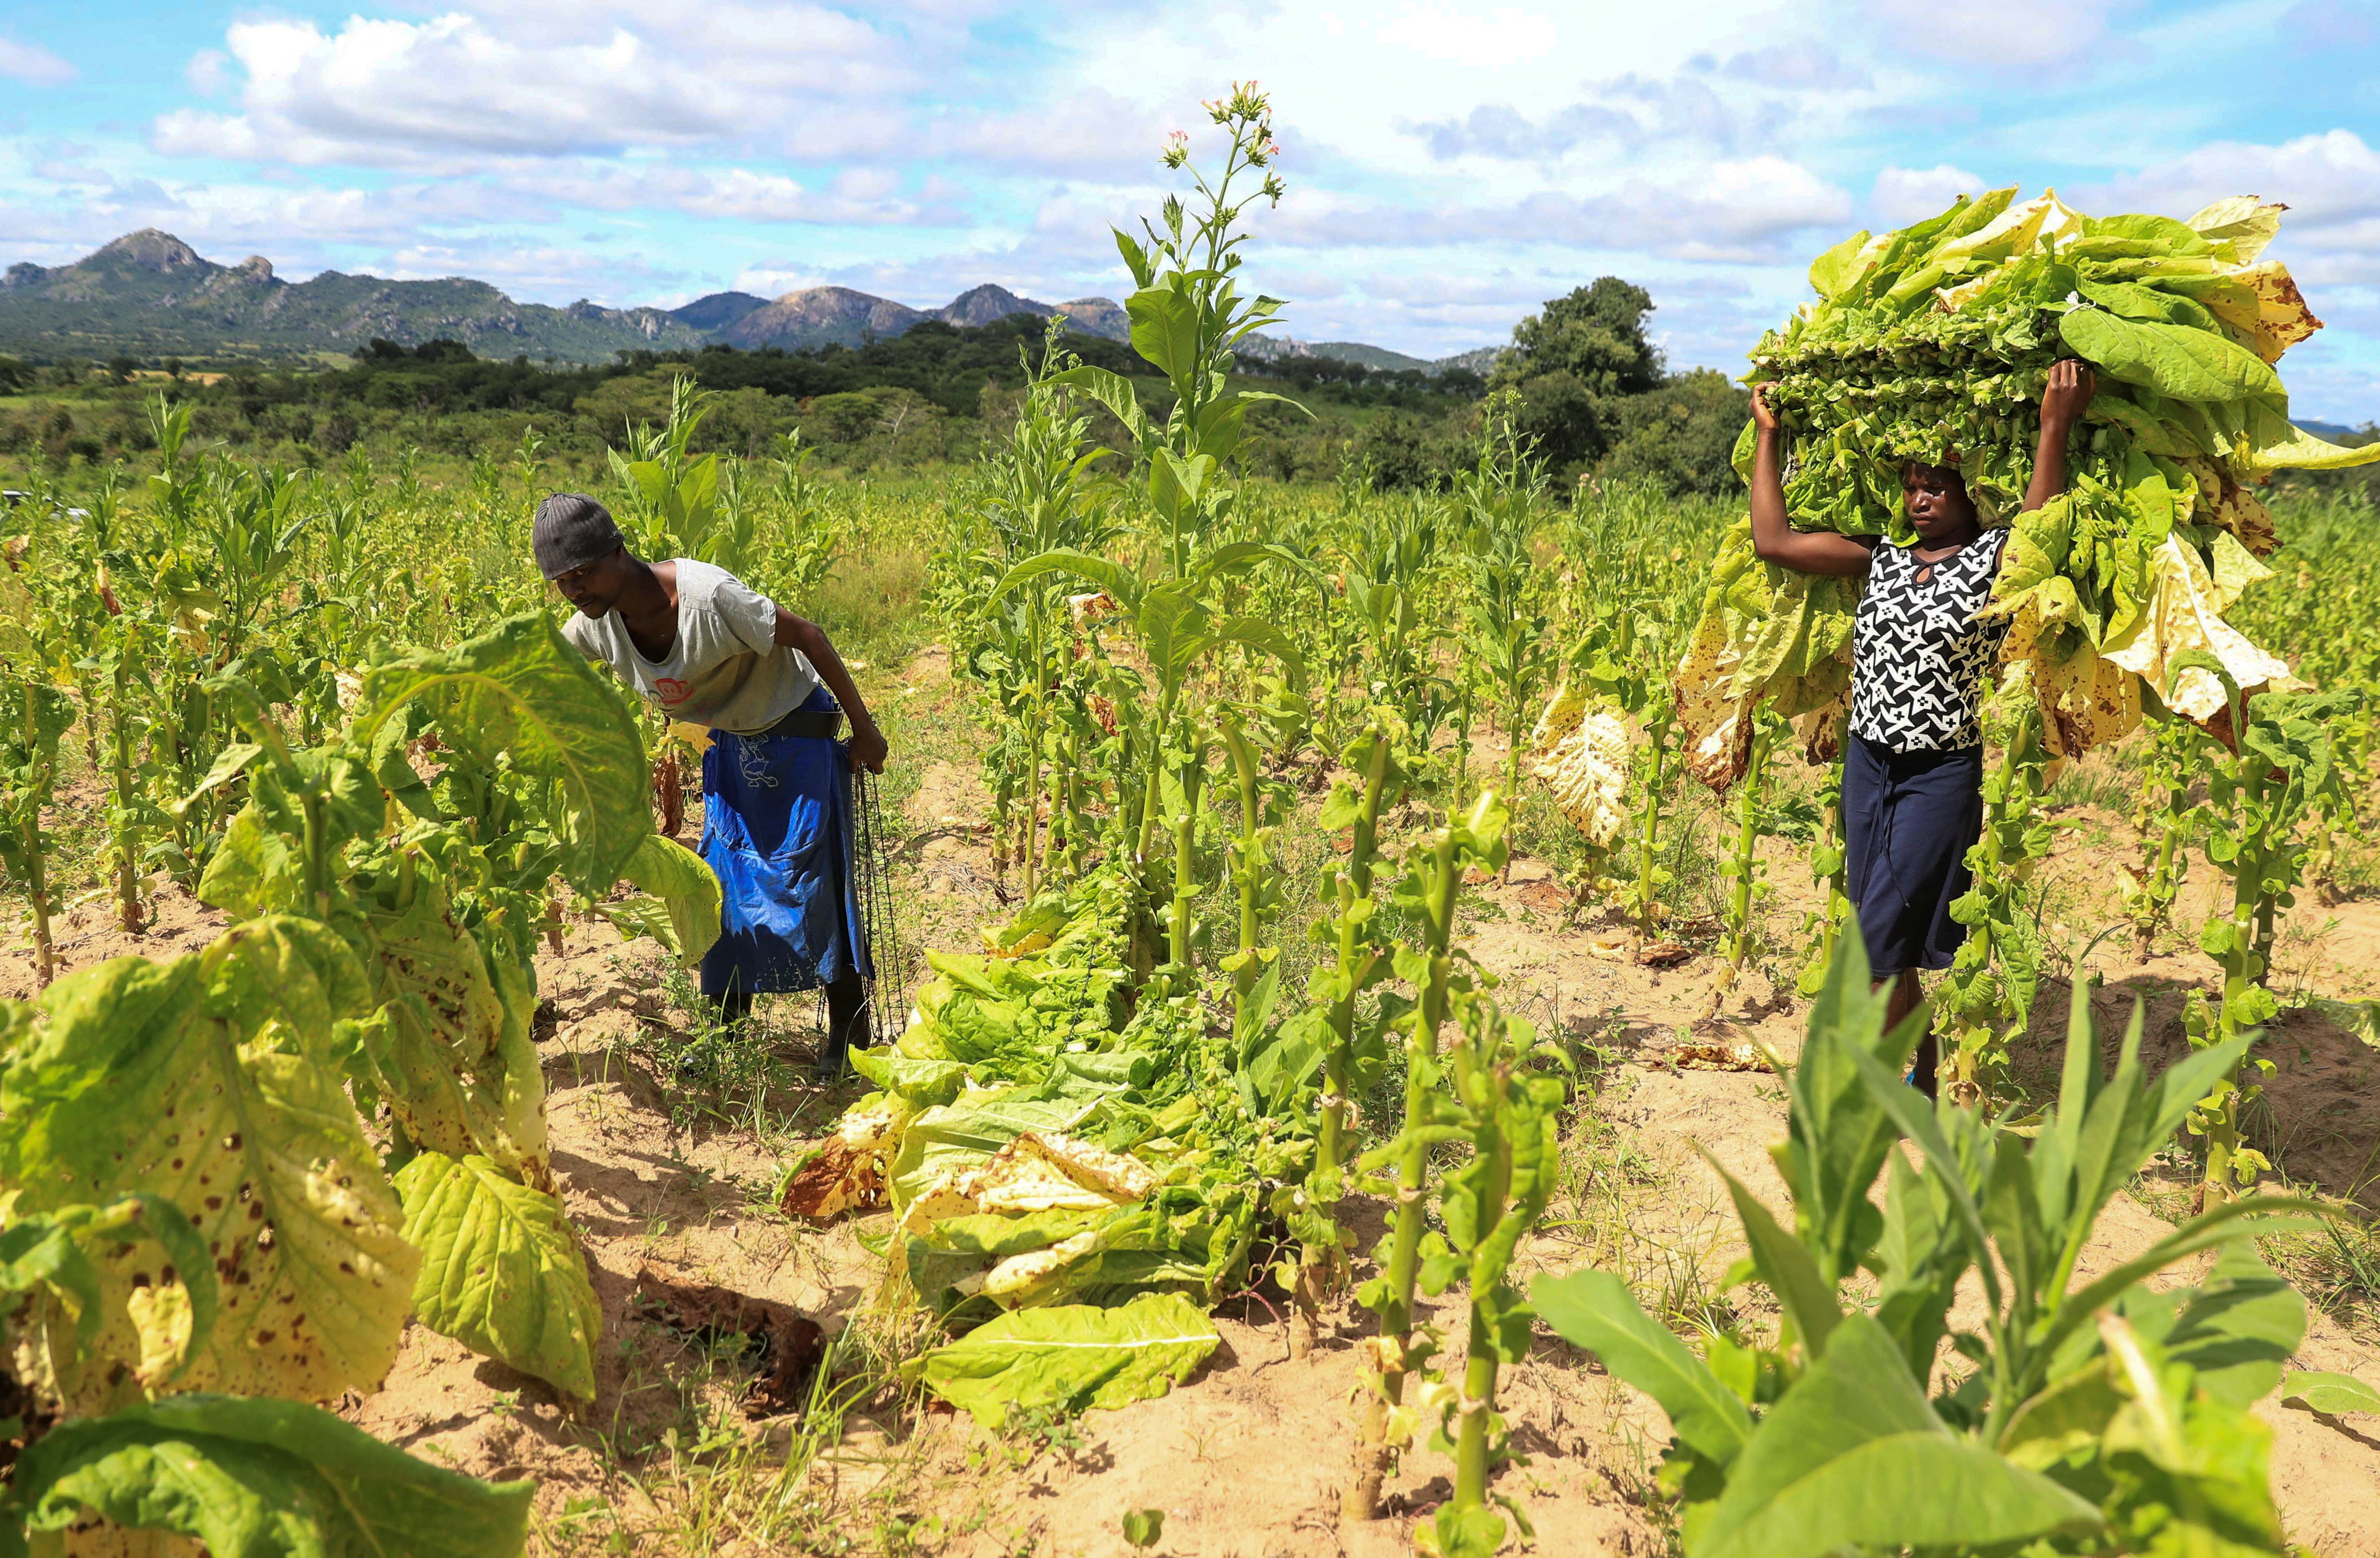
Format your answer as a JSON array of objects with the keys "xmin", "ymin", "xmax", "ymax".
[
  {"xmin": 527, "ymin": 162, "xmax": 965, "ymax": 227},
  {"xmin": 0, "ymin": 35, "xmax": 75, "ymax": 85},
  {"xmin": 1711, "ymin": 41, "xmax": 1872, "ymax": 91},
  {"xmin": 1252, "ymin": 154, "xmax": 1851, "ymax": 262},
  {"xmin": 2082, "ymin": 129, "xmax": 2380, "ymax": 284},
  {"xmin": 1406, "ymin": 73, "xmax": 1748, "ymax": 161},
  {"xmin": 1860, "ymin": 0, "xmax": 2141, "ymax": 69},
  {"xmin": 1374, "ymin": 4, "xmax": 1563, "ymax": 68},
  {"xmin": 932, "ymin": 91, "xmax": 1173, "ymax": 179},
  {"xmin": 149, "ymin": 9, "xmax": 927, "ymax": 168},
  {"xmin": 729, "ymin": 264, "xmax": 830, "ymax": 300},
  {"xmin": 184, "ymin": 50, "xmax": 229, "ymax": 96},
  {"xmin": 1872, "ymin": 163, "xmax": 1984, "ymax": 225},
  {"xmin": 2086, "ymin": 128, "xmax": 2380, "ymax": 234}
]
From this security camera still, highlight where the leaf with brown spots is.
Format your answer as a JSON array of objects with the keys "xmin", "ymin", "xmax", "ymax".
[
  {"xmin": 356, "ymin": 882, "xmax": 552, "ymax": 1191},
  {"xmin": 10, "ymin": 1393, "xmax": 531, "ymax": 1556},
  {"xmin": 0, "ymin": 918, "xmax": 418, "ymax": 1409}
]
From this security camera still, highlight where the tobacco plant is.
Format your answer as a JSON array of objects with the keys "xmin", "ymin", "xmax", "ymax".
[
  {"xmin": 1938, "ymin": 689, "xmax": 2061, "ymax": 1103},
  {"xmin": 0, "ymin": 1191, "xmax": 533, "ymax": 1554},
  {"xmin": 2122, "ymin": 708, "xmax": 2198, "ymax": 953},
  {"xmin": 7, "ymin": 616, "xmax": 718, "ymax": 1419},
  {"xmin": 966, "ymin": 329, "xmax": 1118, "ymax": 897},
  {"xmin": 0, "ymin": 671, "xmax": 73, "ymax": 985},
  {"xmin": 1457, "ymin": 402, "xmax": 1552, "ymax": 813},
  {"xmin": 1408, "ymin": 976, "xmax": 1564, "ymax": 1558},
  {"xmin": 1793, "ymin": 738, "xmax": 1849, "ymax": 997},
  {"xmin": 1346, "ymin": 792, "xmax": 1506, "ymax": 1520},
  {"xmin": 1714, "ymin": 707, "xmax": 1782, "ymax": 983},
  {"xmin": 991, "ymin": 86, "xmax": 1313, "ymax": 978},
  {"xmin": 2170, "ymin": 652, "xmax": 2361, "ymax": 1203},
  {"xmin": 1278, "ymin": 718, "xmax": 1412, "ymax": 1358},
  {"xmin": 1536, "ymin": 927, "xmax": 2328, "ymax": 1558}
]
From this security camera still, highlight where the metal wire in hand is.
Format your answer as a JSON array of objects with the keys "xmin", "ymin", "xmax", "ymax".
[{"xmin": 851, "ymin": 766, "xmax": 907, "ymax": 1048}]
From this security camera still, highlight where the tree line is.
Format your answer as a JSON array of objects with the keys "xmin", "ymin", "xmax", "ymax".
[{"xmin": 0, "ymin": 278, "xmax": 1908, "ymax": 499}]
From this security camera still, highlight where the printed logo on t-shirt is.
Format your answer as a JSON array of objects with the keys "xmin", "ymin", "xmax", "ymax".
[{"xmin": 654, "ymin": 677, "xmax": 690, "ymax": 704}]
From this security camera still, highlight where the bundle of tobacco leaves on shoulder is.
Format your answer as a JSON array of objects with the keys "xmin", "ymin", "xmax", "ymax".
[{"xmin": 1675, "ymin": 188, "xmax": 2380, "ymax": 784}]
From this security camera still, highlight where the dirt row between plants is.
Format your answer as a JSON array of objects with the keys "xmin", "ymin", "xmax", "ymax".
[{"xmin": 6, "ymin": 689, "xmax": 2380, "ymax": 1554}]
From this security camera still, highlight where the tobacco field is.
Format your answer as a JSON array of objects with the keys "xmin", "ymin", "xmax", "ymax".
[{"xmin": 2, "ymin": 85, "xmax": 2380, "ymax": 1558}]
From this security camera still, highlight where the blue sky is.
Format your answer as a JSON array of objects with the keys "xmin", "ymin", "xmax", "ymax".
[{"xmin": 2, "ymin": 0, "xmax": 2376, "ymax": 420}]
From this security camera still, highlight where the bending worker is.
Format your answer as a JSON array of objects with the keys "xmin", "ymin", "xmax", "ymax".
[
  {"xmin": 533, "ymin": 493, "xmax": 889, "ymax": 1078},
  {"xmin": 1745, "ymin": 359, "xmax": 2094, "ymax": 1095}
]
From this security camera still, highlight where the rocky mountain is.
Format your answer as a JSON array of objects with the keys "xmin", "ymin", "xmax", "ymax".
[
  {"xmin": 1237, "ymin": 335, "xmax": 1443, "ymax": 374},
  {"xmin": 712, "ymin": 280, "xmax": 1131, "ymax": 351},
  {"xmin": 1432, "ymin": 345, "xmax": 1509, "ymax": 377},
  {"xmin": 934, "ymin": 283, "xmax": 1056, "ymax": 331},
  {"xmin": 0, "ymin": 231, "xmax": 1493, "ymax": 373},
  {"xmin": 667, "ymin": 291, "xmax": 769, "ymax": 333},
  {"xmin": 0, "ymin": 230, "xmax": 710, "ymax": 361},
  {"xmin": 1053, "ymin": 297, "xmax": 1130, "ymax": 340},
  {"xmin": 718, "ymin": 285, "xmax": 927, "ymax": 351}
]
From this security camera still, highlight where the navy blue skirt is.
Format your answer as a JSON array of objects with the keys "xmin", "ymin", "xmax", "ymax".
[
  {"xmin": 1842, "ymin": 732, "xmax": 1984, "ymax": 979},
  {"xmin": 697, "ymin": 685, "xmax": 869, "ymax": 999}
]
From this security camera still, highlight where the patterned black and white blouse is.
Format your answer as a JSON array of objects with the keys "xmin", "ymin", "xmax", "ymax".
[{"xmin": 1848, "ymin": 528, "xmax": 2014, "ymax": 752}]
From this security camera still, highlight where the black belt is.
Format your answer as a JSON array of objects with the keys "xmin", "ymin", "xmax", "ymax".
[{"xmin": 751, "ymin": 705, "xmax": 844, "ymax": 741}]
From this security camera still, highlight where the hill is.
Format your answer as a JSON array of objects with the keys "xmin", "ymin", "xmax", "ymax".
[
  {"xmin": 668, "ymin": 292, "xmax": 769, "ymax": 333},
  {"xmin": 0, "ymin": 230, "xmax": 709, "ymax": 362},
  {"xmin": 0, "ymin": 232, "xmax": 1491, "ymax": 374}
]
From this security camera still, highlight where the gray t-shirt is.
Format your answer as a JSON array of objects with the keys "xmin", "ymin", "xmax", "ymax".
[{"xmin": 561, "ymin": 558, "xmax": 821, "ymax": 734}]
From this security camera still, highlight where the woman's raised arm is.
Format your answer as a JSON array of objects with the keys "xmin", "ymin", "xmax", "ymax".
[
  {"xmin": 2021, "ymin": 359, "xmax": 2096, "ymax": 512},
  {"xmin": 1746, "ymin": 383, "xmax": 1875, "ymax": 577}
]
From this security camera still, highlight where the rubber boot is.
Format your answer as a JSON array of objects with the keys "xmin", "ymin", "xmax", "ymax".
[
  {"xmin": 816, "ymin": 970, "xmax": 867, "ymax": 1080},
  {"xmin": 1907, "ymin": 1029, "xmax": 1940, "ymax": 1100}
]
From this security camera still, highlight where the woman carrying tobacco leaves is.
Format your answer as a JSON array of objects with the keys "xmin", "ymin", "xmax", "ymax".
[
  {"xmin": 533, "ymin": 493, "xmax": 890, "ymax": 1080},
  {"xmin": 1746, "ymin": 359, "xmax": 2093, "ymax": 1094}
]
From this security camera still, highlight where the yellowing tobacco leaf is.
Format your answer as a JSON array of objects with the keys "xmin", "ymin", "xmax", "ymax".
[
  {"xmin": 0, "ymin": 919, "xmax": 418, "ymax": 1408},
  {"xmin": 126, "ymin": 1280, "xmax": 195, "ymax": 1387},
  {"xmin": 2102, "ymin": 534, "xmax": 2303, "ymax": 723},
  {"xmin": 2245, "ymin": 411, "xmax": 2380, "ymax": 475},
  {"xmin": 980, "ymin": 1229, "xmax": 1105, "ymax": 1302},
  {"xmin": 908, "ymin": 1291, "xmax": 1219, "ymax": 1428},
  {"xmin": 2188, "ymin": 196, "xmax": 2285, "ymax": 264},
  {"xmin": 359, "ymin": 883, "xmax": 552, "ymax": 1192},
  {"xmin": 612, "ymin": 833, "xmax": 725, "ymax": 966},
  {"xmin": 2204, "ymin": 529, "xmax": 2274, "ymax": 613},
  {"xmin": 2175, "ymin": 458, "xmax": 2279, "ymax": 556},
  {"xmin": 1672, "ymin": 533, "xmax": 1764, "ymax": 791},
  {"xmin": 1527, "ymin": 683, "xmax": 1633, "ymax": 846},
  {"xmin": 2228, "ymin": 261, "xmax": 2324, "ymax": 363},
  {"xmin": 396, "ymin": 1151, "xmax": 600, "ymax": 1400},
  {"xmin": 966, "ymin": 1132, "xmax": 1156, "ymax": 1214},
  {"xmin": 2025, "ymin": 636, "xmax": 2143, "ymax": 759}
]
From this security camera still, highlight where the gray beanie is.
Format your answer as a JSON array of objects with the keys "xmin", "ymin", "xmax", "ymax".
[{"xmin": 532, "ymin": 493, "xmax": 626, "ymax": 579}]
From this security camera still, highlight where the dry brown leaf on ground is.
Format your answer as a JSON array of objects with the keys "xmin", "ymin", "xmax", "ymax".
[
  {"xmin": 778, "ymin": 1095, "xmax": 908, "ymax": 1222},
  {"xmin": 1671, "ymin": 1041, "xmax": 1767, "ymax": 1072},
  {"xmin": 632, "ymin": 1264, "xmax": 827, "ymax": 1417},
  {"xmin": 1516, "ymin": 881, "xmax": 1571, "ymax": 914},
  {"xmin": 1637, "ymin": 941, "xmax": 1694, "ymax": 969}
]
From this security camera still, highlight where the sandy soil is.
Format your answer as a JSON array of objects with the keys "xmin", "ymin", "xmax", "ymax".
[{"xmin": 9, "ymin": 651, "xmax": 2380, "ymax": 1557}]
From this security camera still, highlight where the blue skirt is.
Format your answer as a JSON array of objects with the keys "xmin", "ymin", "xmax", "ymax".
[
  {"xmin": 1842, "ymin": 733, "xmax": 1984, "ymax": 979},
  {"xmin": 697, "ymin": 685, "xmax": 869, "ymax": 998}
]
